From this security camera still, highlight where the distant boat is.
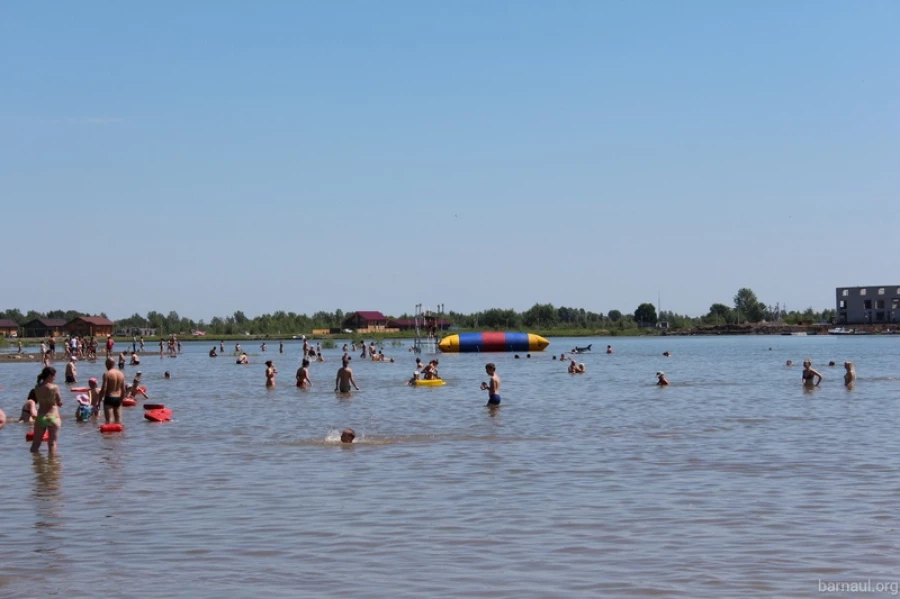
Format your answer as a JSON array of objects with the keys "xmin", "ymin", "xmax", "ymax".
[
  {"xmin": 781, "ymin": 331, "xmax": 808, "ymax": 336},
  {"xmin": 828, "ymin": 327, "xmax": 854, "ymax": 335}
]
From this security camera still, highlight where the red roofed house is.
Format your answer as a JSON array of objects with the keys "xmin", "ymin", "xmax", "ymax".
[
  {"xmin": 65, "ymin": 316, "xmax": 115, "ymax": 338},
  {"xmin": 0, "ymin": 319, "xmax": 19, "ymax": 337},
  {"xmin": 342, "ymin": 311, "xmax": 390, "ymax": 333}
]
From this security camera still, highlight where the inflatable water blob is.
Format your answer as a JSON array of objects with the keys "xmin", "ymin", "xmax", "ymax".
[
  {"xmin": 144, "ymin": 408, "xmax": 173, "ymax": 422},
  {"xmin": 414, "ymin": 379, "xmax": 446, "ymax": 387},
  {"xmin": 438, "ymin": 332, "xmax": 550, "ymax": 353},
  {"xmin": 143, "ymin": 403, "xmax": 165, "ymax": 410},
  {"xmin": 100, "ymin": 423, "xmax": 124, "ymax": 433},
  {"xmin": 122, "ymin": 398, "xmax": 137, "ymax": 407},
  {"xmin": 69, "ymin": 387, "xmax": 89, "ymax": 393},
  {"xmin": 26, "ymin": 430, "xmax": 50, "ymax": 442}
]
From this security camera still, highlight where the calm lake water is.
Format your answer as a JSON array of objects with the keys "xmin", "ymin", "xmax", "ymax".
[{"xmin": 1, "ymin": 335, "xmax": 899, "ymax": 598}]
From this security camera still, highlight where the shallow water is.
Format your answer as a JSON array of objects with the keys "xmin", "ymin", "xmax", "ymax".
[{"xmin": 1, "ymin": 336, "xmax": 899, "ymax": 598}]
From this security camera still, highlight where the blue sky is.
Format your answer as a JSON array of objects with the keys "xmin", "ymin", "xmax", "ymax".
[{"xmin": 1, "ymin": 1, "xmax": 897, "ymax": 320}]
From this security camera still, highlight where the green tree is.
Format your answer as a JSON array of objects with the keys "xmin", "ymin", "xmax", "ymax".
[
  {"xmin": 607, "ymin": 310, "xmax": 623, "ymax": 322},
  {"xmin": 523, "ymin": 303, "xmax": 558, "ymax": 327},
  {"xmin": 634, "ymin": 303, "xmax": 658, "ymax": 326},
  {"xmin": 733, "ymin": 288, "xmax": 766, "ymax": 322}
]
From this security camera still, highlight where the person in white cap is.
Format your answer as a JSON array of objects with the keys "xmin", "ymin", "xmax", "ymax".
[{"xmin": 65, "ymin": 357, "xmax": 78, "ymax": 384}]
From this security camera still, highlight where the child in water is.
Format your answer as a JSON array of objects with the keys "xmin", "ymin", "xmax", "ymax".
[{"xmin": 480, "ymin": 363, "xmax": 501, "ymax": 406}]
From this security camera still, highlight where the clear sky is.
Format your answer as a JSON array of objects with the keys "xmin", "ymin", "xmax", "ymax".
[{"xmin": 1, "ymin": 1, "xmax": 897, "ymax": 320}]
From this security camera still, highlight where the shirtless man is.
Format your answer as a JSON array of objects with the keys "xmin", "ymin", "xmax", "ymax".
[
  {"xmin": 656, "ymin": 371, "xmax": 669, "ymax": 386},
  {"xmin": 265, "ymin": 361, "xmax": 277, "ymax": 388},
  {"xmin": 844, "ymin": 361, "xmax": 856, "ymax": 387},
  {"xmin": 341, "ymin": 428, "xmax": 356, "ymax": 443},
  {"xmin": 99, "ymin": 357, "xmax": 128, "ymax": 424},
  {"xmin": 65, "ymin": 357, "xmax": 78, "ymax": 384},
  {"xmin": 296, "ymin": 359, "xmax": 312, "ymax": 388},
  {"xmin": 130, "ymin": 351, "xmax": 141, "ymax": 365},
  {"xmin": 480, "ymin": 363, "xmax": 501, "ymax": 406},
  {"xmin": 118, "ymin": 351, "xmax": 127, "ymax": 370},
  {"xmin": 335, "ymin": 359, "xmax": 360, "ymax": 393},
  {"xmin": 105, "ymin": 335, "xmax": 114, "ymax": 357}
]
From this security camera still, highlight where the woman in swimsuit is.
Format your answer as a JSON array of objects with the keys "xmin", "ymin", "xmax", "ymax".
[
  {"xmin": 31, "ymin": 366, "xmax": 63, "ymax": 454},
  {"xmin": 801, "ymin": 359, "xmax": 822, "ymax": 388},
  {"xmin": 844, "ymin": 361, "xmax": 856, "ymax": 387}
]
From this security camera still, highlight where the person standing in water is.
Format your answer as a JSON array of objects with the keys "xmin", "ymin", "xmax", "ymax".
[
  {"xmin": 265, "ymin": 361, "xmax": 277, "ymax": 388},
  {"xmin": 31, "ymin": 366, "xmax": 63, "ymax": 454},
  {"xmin": 335, "ymin": 359, "xmax": 360, "ymax": 393},
  {"xmin": 844, "ymin": 361, "xmax": 856, "ymax": 387},
  {"xmin": 100, "ymin": 357, "xmax": 128, "ymax": 424},
  {"xmin": 64, "ymin": 357, "xmax": 77, "ymax": 384},
  {"xmin": 656, "ymin": 371, "xmax": 669, "ymax": 386},
  {"xmin": 802, "ymin": 359, "xmax": 822, "ymax": 388},
  {"xmin": 480, "ymin": 363, "xmax": 501, "ymax": 406},
  {"xmin": 296, "ymin": 359, "xmax": 312, "ymax": 388}
]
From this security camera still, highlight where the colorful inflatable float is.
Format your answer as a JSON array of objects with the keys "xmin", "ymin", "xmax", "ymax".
[{"xmin": 438, "ymin": 332, "xmax": 550, "ymax": 353}]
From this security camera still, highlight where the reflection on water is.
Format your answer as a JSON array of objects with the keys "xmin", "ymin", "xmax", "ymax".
[{"xmin": 0, "ymin": 335, "xmax": 899, "ymax": 597}]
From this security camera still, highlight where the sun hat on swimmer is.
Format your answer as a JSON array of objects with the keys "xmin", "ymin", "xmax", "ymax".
[{"xmin": 77, "ymin": 394, "xmax": 91, "ymax": 405}]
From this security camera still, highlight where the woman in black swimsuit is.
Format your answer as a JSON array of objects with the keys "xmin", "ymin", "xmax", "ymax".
[{"xmin": 802, "ymin": 359, "xmax": 822, "ymax": 388}]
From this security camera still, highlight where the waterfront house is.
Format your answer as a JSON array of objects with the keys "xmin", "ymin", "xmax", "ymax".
[
  {"xmin": 65, "ymin": 316, "xmax": 116, "ymax": 337},
  {"xmin": 0, "ymin": 319, "xmax": 19, "ymax": 337},
  {"xmin": 342, "ymin": 311, "xmax": 389, "ymax": 332},
  {"xmin": 836, "ymin": 286, "xmax": 900, "ymax": 324},
  {"xmin": 20, "ymin": 318, "xmax": 67, "ymax": 338}
]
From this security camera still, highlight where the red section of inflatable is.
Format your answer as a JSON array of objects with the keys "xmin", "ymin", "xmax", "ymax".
[
  {"xmin": 26, "ymin": 431, "xmax": 50, "ymax": 442},
  {"xmin": 144, "ymin": 408, "xmax": 172, "ymax": 422},
  {"xmin": 480, "ymin": 332, "xmax": 508, "ymax": 352},
  {"xmin": 100, "ymin": 423, "xmax": 124, "ymax": 433},
  {"xmin": 122, "ymin": 398, "xmax": 137, "ymax": 407},
  {"xmin": 143, "ymin": 403, "xmax": 165, "ymax": 410},
  {"xmin": 137, "ymin": 386, "xmax": 147, "ymax": 394},
  {"xmin": 70, "ymin": 387, "xmax": 89, "ymax": 393}
]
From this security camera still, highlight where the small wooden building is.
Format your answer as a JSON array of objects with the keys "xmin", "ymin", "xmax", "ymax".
[
  {"xmin": 0, "ymin": 319, "xmax": 19, "ymax": 337},
  {"xmin": 21, "ymin": 318, "xmax": 67, "ymax": 338},
  {"xmin": 65, "ymin": 316, "xmax": 115, "ymax": 338},
  {"xmin": 342, "ymin": 311, "xmax": 389, "ymax": 332}
]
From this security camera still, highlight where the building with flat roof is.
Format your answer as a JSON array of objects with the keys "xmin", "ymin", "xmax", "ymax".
[{"xmin": 836, "ymin": 286, "xmax": 900, "ymax": 324}]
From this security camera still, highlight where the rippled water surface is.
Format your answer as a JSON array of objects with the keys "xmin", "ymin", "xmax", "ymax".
[{"xmin": 2, "ymin": 336, "xmax": 900, "ymax": 598}]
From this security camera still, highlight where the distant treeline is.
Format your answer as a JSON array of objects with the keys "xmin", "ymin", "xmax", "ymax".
[{"xmin": 1, "ymin": 289, "xmax": 835, "ymax": 336}]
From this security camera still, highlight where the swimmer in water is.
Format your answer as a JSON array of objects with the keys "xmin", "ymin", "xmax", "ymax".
[
  {"xmin": 296, "ymin": 359, "xmax": 312, "ymax": 388},
  {"xmin": 786, "ymin": 360, "xmax": 793, "ymax": 367},
  {"xmin": 335, "ymin": 359, "xmax": 360, "ymax": 393},
  {"xmin": 265, "ymin": 361, "xmax": 277, "ymax": 388},
  {"xmin": 656, "ymin": 371, "xmax": 669, "ymax": 386},
  {"xmin": 480, "ymin": 363, "xmax": 501, "ymax": 406},
  {"xmin": 209, "ymin": 346, "xmax": 218, "ymax": 357},
  {"xmin": 568, "ymin": 360, "xmax": 578, "ymax": 374},
  {"xmin": 407, "ymin": 371, "xmax": 420, "ymax": 386},
  {"xmin": 20, "ymin": 388, "xmax": 37, "ymax": 423},
  {"xmin": 576, "ymin": 362, "xmax": 586, "ymax": 373},
  {"xmin": 662, "ymin": 351, "xmax": 671, "ymax": 357},
  {"xmin": 844, "ymin": 361, "xmax": 856, "ymax": 387},
  {"xmin": 236, "ymin": 353, "xmax": 249, "ymax": 365},
  {"xmin": 341, "ymin": 428, "xmax": 356, "ymax": 443},
  {"xmin": 164, "ymin": 371, "xmax": 171, "ymax": 379},
  {"xmin": 606, "ymin": 345, "xmax": 613, "ymax": 354},
  {"xmin": 801, "ymin": 359, "xmax": 822, "ymax": 388}
]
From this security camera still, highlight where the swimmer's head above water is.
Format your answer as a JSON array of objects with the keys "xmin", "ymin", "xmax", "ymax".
[{"xmin": 341, "ymin": 428, "xmax": 356, "ymax": 443}]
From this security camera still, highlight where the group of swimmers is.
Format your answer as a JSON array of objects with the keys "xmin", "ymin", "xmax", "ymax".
[{"xmin": 788, "ymin": 359, "xmax": 856, "ymax": 388}]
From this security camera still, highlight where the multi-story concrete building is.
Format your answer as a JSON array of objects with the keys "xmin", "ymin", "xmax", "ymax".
[{"xmin": 836, "ymin": 286, "xmax": 900, "ymax": 324}]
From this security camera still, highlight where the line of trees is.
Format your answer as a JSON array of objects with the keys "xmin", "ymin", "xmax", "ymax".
[{"xmin": 0, "ymin": 288, "xmax": 836, "ymax": 337}]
